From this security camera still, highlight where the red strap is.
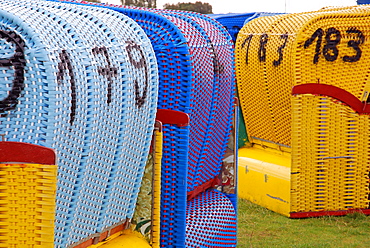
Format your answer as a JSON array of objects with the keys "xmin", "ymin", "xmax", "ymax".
[{"xmin": 292, "ymin": 83, "xmax": 370, "ymax": 114}]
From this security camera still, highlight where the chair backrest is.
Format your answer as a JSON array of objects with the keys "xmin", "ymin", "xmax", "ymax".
[
  {"xmin": 53, "ymin": 2, "xmax": 236, "ymax": 246},
  {"xmin": 0, "ymin": 1, "xmax": 158, "ymax": 246},
  {"xmin": 236, "ymin": 5, "xmax": 370, "ymax": 215}
]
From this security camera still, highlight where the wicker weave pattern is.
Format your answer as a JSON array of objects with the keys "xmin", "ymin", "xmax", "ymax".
[
  {"xmin": 0, "ymin": 163, "xmax": 57, "ymax": 248},
  {"xmin": 292, "ymin": 94, "xmax": 370, "ymax": 212},
  {"xmin": 0, "ymin": 1, "xmax": 158, "ymax": 246},
  {"xmin": 156, "ymin": 11, "xmax": 216, "ymax": 193},
  {"xmin": 68, "ymin": 0, "xmax": 235, "ymax": 195},
  {"xmin": 290, "ymin": 7, "xmax": 370, "ymax": 213},
  {"xmin": 149, "ymin": 10, "xmax": 236, "ymax": 247},
  {"xmin": 90, "ymin": 7, "xmax": 193, "ymax": 246},
  {"xmin": 236, "ymin": 5, "xmax": 370, "ymax": 216},
  {"xmin": 58, "ymin": 3, "xmax": 237, "ymax": 246},
  {"xmin": 185, "ymin": 189, "xmax": 237, "ymax": 248},
  {"xmin": 3, "ymin": 0, "xmax": 237, "ymax": 246},
  {"xmin": 157, "ymin": 10, "xmax": 235, "ymax": 193},
  {"xmin": 236, "ymin": 15, "xmax": 284, "ymax": 145},
  {"xmin": 185, "ymin": 12, "xmax": 235, "ymax": 193},
  {"xmin": 236, "ymin": 7, "xmax": 370, "ymax": 148}
]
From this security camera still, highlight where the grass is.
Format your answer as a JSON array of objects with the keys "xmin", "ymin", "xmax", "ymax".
[{"xmin": 237, "ymin": 198, "xmax": 370, "ymax": 247}]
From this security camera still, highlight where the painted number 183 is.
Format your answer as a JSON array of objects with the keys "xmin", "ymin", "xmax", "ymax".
[
  {"xmin": 241, "ymin": 27, "xmax": 365, "ymax": 66},
  {"xmin": 304, "ymin": 27, "xmax": 364, "ymax": 64},
  {"xmin": 241, "ymin": 33, "xmax": 288, "ymax": 67}
]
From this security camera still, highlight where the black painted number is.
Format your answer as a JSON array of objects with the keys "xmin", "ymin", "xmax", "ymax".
[
  {"xmin": 242, "ymin": 33, "xmax": 288, "ymax": 66},
  {"xmin": 125, "ymin": 39, "xmax": 148, "ymax": 108},
  {"xmin": 273, "ymin": 34, "xmax": 289, "ymax": 67},
  {"xmin": 58, "ymin": 46, "xmax": 118, "ymax": 125},
  {"xmin": 343, "ymin": 28, "xmax": 364, "ymax": 62},
  {"xmin": 241, "ymin": 34, "xmax": 253, "ymax": 64},
  {"xmin": 304, "ymin": 27, "xmax": 364, "ymax": 64},
  {"xmin": 92, "ymin": 46, "xmax": 118, "ymax": 105},
  {"xmin": 0, "ymin": 30, "xmax": 26, "ymax": 116},
  {"xmin": 323, "ymin": 27, "xmax": 341, "ymax": 62},
  {"xmin": 258, "ymin": 33, "xmax": 268, "ymax": 62},
  {"xmin": 57, "ymin": 50, "xmax": 76, "ymax": 125},
  {"xmin": 304, "ymin": 28, "xmax": 324, "ymax": 64},
  {"xmin": 209, "ymin": 41, "xmax": 224, "ymax": 74}
]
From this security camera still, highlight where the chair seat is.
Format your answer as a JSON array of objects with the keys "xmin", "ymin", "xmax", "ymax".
[{"xmin": 186, "ymin": 189, "xmax": 237, "ymax": 248}]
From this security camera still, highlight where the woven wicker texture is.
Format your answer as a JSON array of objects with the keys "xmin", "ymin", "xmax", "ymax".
[
  {"xmin": 157, "ymin": 10, "xmax": 235, "ymax": 193},
  {"xmin": 236, "ymin": 5, "xmax": 370, "ymax": 214},
  {"xmin": 139, "ymin": 9, "xmax": 236, "ymax": 247},
  {"xmin": 211, "ymin": 12, "xmax": 284, "ymax": 151},
  {"xmin": 152, "ymin": 126, "xmax": 163, "ymax": 247},
  {"xmin": 152, "ymin": 11, "xmax": 217, "ymax": 193},
  {"xmin": 210, "ymin": 12, "xmax": 284, "ymax": 43},
  {"xmin": 291, "ymin": 6, "xmax": 370, "ymax": 213},
  {"xmin": 185, "ymin": 189, "xmax": 237, "ymax": 248},
  {"xmin": 292, "ymin": 95, "xmax": 370, "ymax": 212},
  {"xmin": 0, "ymin": 0, "xmax": 158, "ymax": 247},
  {"xmin": 61, "ymin": 0, "xmax": 235, "ymax": 190},
  {"xmin": 0, "ymin": 163, "xmax": 57, "ymax": 248},
  {"xmin": 236, "ymin": 6, "xmax": 370, "ymax": 148},
  {"xmin": 90, "ymin": 6, "xmax": 192, "ymax": 247},
  {"xmin": 159, "ymin": 11, "xmax": 237, "ymax": 247},
  {"xmin": 209, "ymin": 13, "xmax": 256, "ymax": 42},
  {"xmin": 236, "ymin": 14, "xmax": 284, "ymax": 145},
  {"xmin": 107, "ymin": 8, "xmax": 193, "ymax": 247},
  {"xmin": 131, "ymin": 127, "xmax": 162, "ymax": 245},
  {"xmin": 52, "ymin": 2, "xmax": 236, "ymax": 247}
]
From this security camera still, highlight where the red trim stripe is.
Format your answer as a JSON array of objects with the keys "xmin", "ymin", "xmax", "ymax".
[
  {"xmin": 0, "ymin": 141, "xmax": 56, "ymax": 165},
  {"xmin": 290, "ymin": 209, "xmax": 370, "ymax": 218},
  {"xmin": 292, "ymin": 83, "xmax": 370, "ymax": 114}
]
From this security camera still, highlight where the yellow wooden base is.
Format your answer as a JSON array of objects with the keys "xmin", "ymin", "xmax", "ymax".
[
  {"xmin": 238, "ymin": 146, "xmax": 291, "ymax": 216},
  {"xmin": 89, "ymin": 230, "xmax": 151, "ymax": 248}
]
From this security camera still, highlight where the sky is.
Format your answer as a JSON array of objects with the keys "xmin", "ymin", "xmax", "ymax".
[{"xmin": 151, "ymin": 0, "xmax": 358, "ymax": 14}]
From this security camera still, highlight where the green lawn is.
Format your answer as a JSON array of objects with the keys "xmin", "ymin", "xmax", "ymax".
[{"xmin": 237, "ymin": 198, "xmax": 370, "ymax": 247}]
